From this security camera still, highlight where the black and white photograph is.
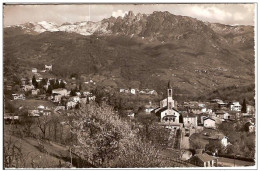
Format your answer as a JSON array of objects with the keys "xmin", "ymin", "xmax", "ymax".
[{"xmin": 3, "ymin": 2, "xmax": 257, "ymax": 169}]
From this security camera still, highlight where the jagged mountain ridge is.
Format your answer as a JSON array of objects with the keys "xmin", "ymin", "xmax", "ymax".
[{"xmin": 4, "ymin": 11, "xmax": 255, "ymax": 101}]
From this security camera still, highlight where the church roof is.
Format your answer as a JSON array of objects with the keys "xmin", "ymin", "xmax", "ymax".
[
  {"xmin": 194, "ymin": 153, "xmax": 217, "ymax": 163},
  {"xmin": 182, "ymin": 113, "xmax": 197, "ymax": 118},
  {"xmin": 155, "ymin": 106, "xmax": 179, "ymax": 114}
]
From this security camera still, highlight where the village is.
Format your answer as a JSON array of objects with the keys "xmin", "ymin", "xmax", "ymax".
[{"xmin": 4, "ymin": 64, "xmax": 256, "ymax": 168}]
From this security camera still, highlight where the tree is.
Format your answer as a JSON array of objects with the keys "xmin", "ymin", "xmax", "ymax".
[
  {"xmin": 205, "ymin": 141, "xmax": 223, "ymax": 154},
  {"xmin": 19, "ymin": 108, "xmax": 34, "ymax": 136},
  {"xmin": 70, "ymin": 88, "xmax": 77, "ymax": 96},
  {"xmin": 54, "ymin": 79, "xmax": 60, "ymax": 89},
  {"xmin": 190, "ymin": 134, "xmax": 206, "ymax": 150},
  {"xmin": 241, "ymin": 98, "xmax": 247, "ymax": 113},
  {"xmin": 60, "ymin": 80, "xmax": 65, "ymax": 89},
  {"xmin": 79, "ymin": 84, "xmax": 82, "ymax": 91},
  {"xmin": 36, "ymin": 115, "xmax": 52, "ymax": 139},
  {"xmin": 46, "ymin": 85, "xmax": 53, "ymax": 95},
  {"xmin": 32, "ymin": 76, "xmax": 37, "ymax": 87},
  {"xmin": 70, "ymin": 103, "xmax": 162, "ymax": 167},
  {"xmin": 75, "ymin": 102, "xmax": 80, "ymax": 109},
  {"xmin": 136, "ymin": 113, "xmax": 157, "ymax": 140}
]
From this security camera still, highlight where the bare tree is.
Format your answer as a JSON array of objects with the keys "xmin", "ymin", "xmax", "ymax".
[{"xmin": 36, "ymin": 115, "xmax": 52, "ymax": 139}]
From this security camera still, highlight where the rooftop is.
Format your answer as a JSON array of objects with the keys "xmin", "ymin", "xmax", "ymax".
[{"xmin": 194, "ymin": 153, "xmax": 217, "ymax": 162}]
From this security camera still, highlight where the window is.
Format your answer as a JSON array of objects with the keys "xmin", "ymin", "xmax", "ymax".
[
  {"xmin": 168, "ymin": 102, "xmax": 172, "ymax": 109},
  {"xmin": 168, "ymin": 89, "xmax": 172, "ymax": 97}
]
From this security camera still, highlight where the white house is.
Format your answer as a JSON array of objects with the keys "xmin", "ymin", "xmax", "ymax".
[
  {"xmin": 69, "ymin": 96, "xmax": 80, "ymax": 103},
  {"xmin": 209, "ymin": 134, "xmax": 228, "ymax": 147},
  {"xmin": 12, "ymin": 94, "xmax": 25, "ymax": 100},
  {"xmin": 66, "ymin": 101, "xmax": 77, "ymax": 110},
  {"xmin": 22, "ymin": 84, "xmax": 35, "ymax": 92},
  {"xmin": 215, "ymin": 110, "xmax": 230, "ymax": 120},
  {"xmin": 130, "ymin": 88, "xmax": 136, "ymax": 94},
  {"xmin": 203, "ymin": 118, "xmax": 216, "ymax": 129},
  {"xmin": 32, "ymin": 68, "xmax": 37, "ymax": 73},
  {"xmin": 229, "ymin": 102, "xmax": 241, "ymax": 112},
  {"xmin": 52, "ymin": 88, "xmax": 68, "ymax": 96},
  {"xmin": 182, "ymin": 113, "xmax": 198, "ymax": 128},
  {"xmin": 249, "ymin": 124, "xmax": 255, "ymax": 133},
  {"xmin": 32, "ymin": 89, "xmax": 40, "ymax": 95},
  {"xmin": 45, "ymin": 64, "xmax": 52, "ymax": 71},
  {"xmin": 28, "ymin": 110, "xmax": 40, "ymax": 117}
]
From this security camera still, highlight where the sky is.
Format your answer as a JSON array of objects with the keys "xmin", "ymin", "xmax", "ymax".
[{"xmin": 3, "ymin": 4, "xmax": 256, "ymax": 26}]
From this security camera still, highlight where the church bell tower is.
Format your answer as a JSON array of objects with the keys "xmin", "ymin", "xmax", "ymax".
[{"xmin": 167, "ymin": 80, "xmax": 174, "ymax": 109}]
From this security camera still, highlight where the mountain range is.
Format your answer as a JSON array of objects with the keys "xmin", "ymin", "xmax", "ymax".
[{"xmin": 4, "ymin": 11, "xmax": 255, "ymax": 102}]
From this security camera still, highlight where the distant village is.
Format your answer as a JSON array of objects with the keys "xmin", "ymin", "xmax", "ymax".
[{"xmin": 4, "ymin": 64, "xmax": 255, "ymax": 167}]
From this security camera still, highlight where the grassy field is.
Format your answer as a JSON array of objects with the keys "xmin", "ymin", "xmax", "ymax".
[
  {"xmin": 11, "ymin": 99, "xmax": 56, "ymax": 110},
  {"xmin": 4, "ymin": 133, "xmax": 69, "ymax": 168}
]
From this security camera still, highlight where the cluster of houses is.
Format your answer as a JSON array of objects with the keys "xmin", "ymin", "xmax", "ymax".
[
  {"xmin": 6, "ymin": 64, "xmax": 98, "ymax": 121},
  {"xmin": 119, "ymin": 88, "xmax": 158, "ymax": 95},
  {"xmin": 128, "ymin": 81, "xmax": 255, "ymax": 167},
  {"xmin": 51, "ymin": 88, "xmax": 95, "ymax": 110},
  {"xmin": 32, "ymin": 64, "xmax": 52, "ymax": 73}
]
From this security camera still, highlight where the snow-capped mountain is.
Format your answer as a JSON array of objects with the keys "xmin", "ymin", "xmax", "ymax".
[{"xmin": 6, "ymin": 20, "xmax": 111, "ymax": 36}]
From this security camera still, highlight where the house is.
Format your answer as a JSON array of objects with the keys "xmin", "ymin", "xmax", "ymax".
[
  {"xmin": 144, "ymin": 102, "xmax": 157, "ymax": 114},
  {"xmin": 32, "ymin": 68, "xmax": 37, "ymax": 73},
  {"xmin": 127, "ymin": 113, "xmax": 135, "ymax": 118},
  {"xmin": 22, "ymin": 84, "xmax": 35, "ymax": 92},
  {"xmin": 83, "ymin": 91, "xmax": 91, "ymax": 96},
  {"xmin": 69, "ymin": 96, "xmax": 80, "ymax": 103},
  {"xmin": 228, "ymin": 102, "xmax": 241, "ymax": 111},
  {"xmin": 21, "ymin": 78, "xmax": 27, "ymax": 85},
  {"xmin": 182, "ymin": 113, "xmax": 198, "ymax": 128},
  {"xmin": 32, "ymin": 89, "xmax": 40, "ymax": 95},
  {"xmin": 4, "ymin": 114, "xmax": 19, "ymax": 124},
  {"xmin": 215, "ymin": 110, "xmax": 230, "ymax": 120},
  {"xmin": 28, "ymin": 110, "xmax": 40, "ymax": 117},
  {"xmin": 12, "ymin": 94, "xmax": 25, "ymax": 100},
  {"xmin": 51, "ymin": 92, "xmax": 64, "ymax": 103},
  {"xmin": 217, "ymin": 102, "xmax": 227, "ymax": 109},
  {"xmin": 45, "ymin": 64, "xmax": 52, "ymax": 71},
  {"xmin": 130, "ymin": 88, "xmax": 136, "ymax": 94},
  {"xmin": 6, "ymin": 85, "xmax": 12, "ymax": 91},
  {"xmin": 42, "ymin": 109, "xmax": 52, "ymax": 116},
  {"xmin": 55, "ymin": 105, "xmax": 66, "ymax": 112},
  {"xmin": 88, "ymin": 95, "xmax": 96, "ymax": 102},
  {"xmin": 197, "ymin": 113, "xmax": 209, "ymax": 125},
  {"xmin": 210, "ymin": 99, "xmax": 223, "ymax": 104},
  {"xmin": 188, "ymin": 153, "xmax": 218, "ymax": 167},
  {"xmin": 203, "ymin": 118, "xmax": 216, "ymax": 129},
  {"xmin": 244, "ymin": 122, "xmax": 255, "ymax": 133},
  {"xmin": 75, "ymin": 92, "xmax": 81, "ymax": 96},
  {"xmin": 208, "ymin": 134, "xmax": 229, "ymax": 147},
  {"xmin": 154, "ymin": 81, "xmax": 182, "ymax": 130},
  {"xmin": 249, "ymin": 124, "xmax": 255, "ymax": 133},
  {"xmin": 52, "ymin": 88, "xmax": 68, "ymax": 96},
  {"xmin": 80, "ymin": 96, "xmax": 87, "ymax": 104},
  {"xmin": 189, "ymin": 106, "xmax": 205, "ymax": 114},
  {"xmin": 247, "ymin": 105, "xmax": 255, "ymax": 115},
  {"xmin": 66, "ymin": 101, "xmax": 77, "ymax": 110}
]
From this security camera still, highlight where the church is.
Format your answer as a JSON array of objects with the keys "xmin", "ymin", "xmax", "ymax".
[{"xmin": 153, "ymin": 81, "xmax": 182, "ymax": 130}]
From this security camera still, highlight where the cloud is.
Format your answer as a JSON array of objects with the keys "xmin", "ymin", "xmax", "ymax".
[
  {"xmin": 3, "ymin": 4, "xmax": 255, "ymax": 26},
  {"xmin": 112, "ymin": 10, "xmax": 128, "ymax": 18},
  {"xmin": 190, "ymin": 5, "xmax": 233, "ymax": 22}
]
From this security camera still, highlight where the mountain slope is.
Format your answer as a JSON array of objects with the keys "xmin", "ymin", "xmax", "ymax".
[{"xmin": 4, "ymin": 11, "xmax": 255, "ymax": 101}]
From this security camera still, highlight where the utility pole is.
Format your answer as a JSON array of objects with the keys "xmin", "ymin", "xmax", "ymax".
[{"xmin": 234, "ymin": 154, "xmax": 235, "ymax": 167}]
